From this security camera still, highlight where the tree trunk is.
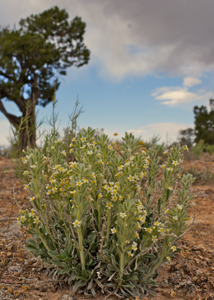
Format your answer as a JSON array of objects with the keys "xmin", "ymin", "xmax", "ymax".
[{"xmin": 19, "ymin": 98, "xmax": 36, "ymax": 151}]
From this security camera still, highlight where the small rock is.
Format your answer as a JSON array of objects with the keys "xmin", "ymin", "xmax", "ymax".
[
  {"xmin": 8, "ymin": 265, "xmax": 22, "ymax": 274},
  {"xmin": 196, "ymin": 268, "xmax": 203, "ymax": 275},
  {"xmin": 160, "ymin": 278, "xmax": 169, "ymax": 288},
  {"xmin": 61, "ymin": 294, "xmax": 73, "ymax": 300},
  {"xmin": 194, "ymin": 244, "xmax": 206, "ymax": 252},
  {"xmin": 39, "ymin": 286, "xmax": 47, "ymax": 292}
]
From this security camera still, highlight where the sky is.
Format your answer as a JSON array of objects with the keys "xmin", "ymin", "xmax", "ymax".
[{"xmin": 1, "ymin": 0, "xmax": 214, "ymax": 147}]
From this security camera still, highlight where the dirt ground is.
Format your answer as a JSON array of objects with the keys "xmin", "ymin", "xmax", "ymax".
[{"xmin": 0, "ymin": 154, "xmax": 214, "ymax": 300}]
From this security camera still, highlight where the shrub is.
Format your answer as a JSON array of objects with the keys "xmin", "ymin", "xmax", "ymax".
[
  {"xmin": 205, "ymin": 144, "xmax": 214, "ymax": 155},
  {"xmin": 192, "ymin": 140, "xmax": 204, "ymax": 156},
  {"xmin": 17, "ymin": 129, "xmax": 194, "ymax": 298}
]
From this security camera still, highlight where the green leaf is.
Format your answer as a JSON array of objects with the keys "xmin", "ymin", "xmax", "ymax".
[
  {"xmin": 58, "ymin": 267, "xmax": 71, "ymax": 275},
  {"xmin": 129, "ymin": 274, "xmax": 138, "ymax": 280},
  {"xmin": 111, "ymin": 254, "xmax": 119, "ymax": 270},
  {"xmin": 158, "ymin": 198, "xmax": 161, "ymax": 215},
  {"xmin": 143, "ymin": 253, "xmax": 156, "ymax": 259},
  {"xmin": 51, "ymin": 259, "xmax": 67, "ymax": 267},
  {"xmin": 26, "ymin": 238, "xmax": 38, "ymax": 249},
  {"xmin": 82, "ymin": 269, "xmax": 88, "ymax": 279},
  {"xmin": 26, "ymin": 245, "xmax": 38, "ymax": 252},
  {"xmin": 48, "ymin": 250, "xmax": 59, "ymax": 258}
]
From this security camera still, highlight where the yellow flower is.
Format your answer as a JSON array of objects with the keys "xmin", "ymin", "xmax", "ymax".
[
  {"xmin": 168, "ymin": 186, "xmax": 173, "ymax": 191},
  {"xmin": 152, "ymin": 235, "xmax": 157, "ymax": 241},
  {"xmin": 172, "ymin": 160, "xmax": 178, "ymax": 166},
  {"xmin": 73, "ymin": 220, "xmax": 81, "ymax": 227},
  {"xmin": 30, "ymin": 197, "xmax": 35, "ymax": 201},
  {"xmin": 158, "ymin": 228, "xmax": 165, "ymax": 234},
  {"xmin": 171, "ymin": 246, "xmax": 176, "ymax": 252},
  {"xmin": 34, "ymin": 217, "xmax": 40, "ymax": 224},
  {"xmin": 106, "ymin": 202, "xmax": 113, "ymax": 209},
  {"xmin": 113, "ymin": 133, "xmax": 118, "ymax": 136},
  {"xmin": 111, "ymin": 189, "xmax": 117, "ymax": 195},
  {"xmin": 127, "ymin": 175, "xmax": 134, "ymax": 181},
  {"xmin": 145, "ymin": 228, "xmax": 152, "ymax": 233},
  {"xmin": 112, "ymin": 195, "xmax": 117, "ymax": 201},
  {"xmin": 51, "ymin": 146, "xmax": 55, "ymax": 150},
  {"xmin": 120, "ymin": 212, "xmax": 127, "ymax": 218},
  {"xmin": 111, "ymin": 227, "xmax": 117, "ymax": 234},
  {"xmin": 52, "ymin": 187, "xmax": 57, "ymax": 192},
  {"xmin": 135, "ymin": 232, "xmax": 139, "ymax": 238},
  {"xmin": 131, "ymin": 242, "xmax": 138, "ymax": 251},
  {"xmin": 70, "ymin": 190, "xmax": 76, "ymax": 195},
  {"xmin": 128, "ymin": 251, "xmax": 134, "ymax": 257}
]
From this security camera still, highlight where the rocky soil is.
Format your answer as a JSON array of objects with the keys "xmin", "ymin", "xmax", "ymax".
[{"xmin": 0, "ymin": 154, "xmax": 214, "ymax": 300}]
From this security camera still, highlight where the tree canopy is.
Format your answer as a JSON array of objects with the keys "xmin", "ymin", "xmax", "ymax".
[
  {"xmin": 193, "ymin": 99, "xmax": 214, "ymax": 145},
  {"xmin": 0, "ymin": 6, "xmax": 90, "ymax": 150}
]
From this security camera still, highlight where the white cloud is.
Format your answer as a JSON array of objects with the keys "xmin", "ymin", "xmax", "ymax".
[
  {"xmin": 0, "ymin": 119, "xmax": 11, "ymax": 147},
  {"xmin": 183, "ymin": 77, "xmax": 202, "ymax": 87},
  {"xmin": 152, "ymin": 84, "xmax": 213, "ymax": 106},
  {"xmin": 127, "ymin": 122, "xmax": 193, "ymax": 144},
  {"xmin": 1, "ymin": 1, "xmax": 214, "ymax": 80}
]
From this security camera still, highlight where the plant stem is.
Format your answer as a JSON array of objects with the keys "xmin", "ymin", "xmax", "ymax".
[
  {"xmin": 77, "ymin": 228, "xmax": 85, "ymax": 271},
  {"xmin": 105, "ymin": 209, "xmax": 111, "ymax": 245}
]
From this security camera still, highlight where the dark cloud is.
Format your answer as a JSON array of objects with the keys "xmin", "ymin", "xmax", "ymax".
[{"xmin": 1, "ymin": 0, "xmax": 214, "ymax": 78}]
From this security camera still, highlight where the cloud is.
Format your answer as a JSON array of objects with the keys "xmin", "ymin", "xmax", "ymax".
[
  {"xmin": 0, "ymin": 119, "xmax": 11, "ymax": 147},
  {"xmin": 183, "ymin": 77, "xmax": 202, "ymax": 87},
  {"xmin": 1, "ymin": 0, "xmax": 214, "ymax": 80},
  {"xmin": 152, "ymin": 77, "xmax": 213, "ymax": 106},
  {"xmin": 127, "ymin": 122, "xmax": 193, "ymax": 144}
]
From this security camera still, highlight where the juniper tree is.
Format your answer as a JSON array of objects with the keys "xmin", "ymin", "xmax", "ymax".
[
  {"xmin": 194, "ymin": 99, "xmax": 214, "ymax": 144},
  {"xmin": 0, "ymin": 6, "xmax": 90, "ymax": 151}
]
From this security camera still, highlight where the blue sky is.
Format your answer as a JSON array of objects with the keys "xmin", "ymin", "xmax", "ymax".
[{"xmin": 1, "ymin": 0, "xmax": 214, "ymax": 147}]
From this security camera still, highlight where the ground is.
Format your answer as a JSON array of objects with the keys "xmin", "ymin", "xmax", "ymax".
[{"xmin": 0, "ymin": 154, "xmax": 214, "ymax": 300}]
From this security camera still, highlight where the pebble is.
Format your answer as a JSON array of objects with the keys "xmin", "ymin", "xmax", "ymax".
[
  {"xmin": 8, "ymin": 265, "xmax": 22, "ymax": 274},
  {"xmin": 61, "ymin": 294, "xmax": 73, "ymax": 300}
]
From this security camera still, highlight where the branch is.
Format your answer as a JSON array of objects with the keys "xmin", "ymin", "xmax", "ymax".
[
  {"xmin": 15, "ymin": 96, "xmax": 26, "ymax": 113},
  {"xmin": 0, "ymin": 98, "xmax": 21, "ymax": 128},
  {"xmin": 0, "ymin": 217, "xmax": 17, "ymax": 222},
  {"xmin": 0, "ymin": 70, "xmax": 13, "ymax": 80}
]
